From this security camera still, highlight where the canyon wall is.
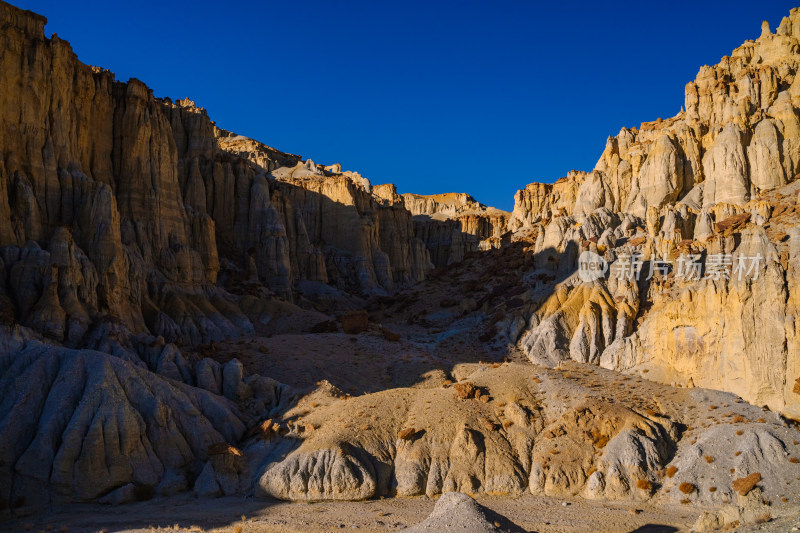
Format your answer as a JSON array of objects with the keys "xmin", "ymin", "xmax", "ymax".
[
  {"xmin": 3, "ymin": 0, "xmax": 800, "ymax": 512},
  {"xmin": 509, "ymin": 13, "xmax": 800, "ymax": 418},
  {"xmin": 402, "ymin": 192, "xmax": 510, "ymax": 267},
  {"xmin": 511, "ymin": 16, "xmax": 800, "ymax": 227},
  {"xmin": 0, "ymin": 1, "xmax": 433, "ymax": 346}
]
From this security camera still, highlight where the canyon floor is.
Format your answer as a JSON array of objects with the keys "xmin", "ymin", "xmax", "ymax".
[
  {"xmin": 4, "ymin": 258, "xmax": 800, "ymax": 533},
  {"xmin": 0, "ymin": 493, "xmax": 705, "ymax": 533}
]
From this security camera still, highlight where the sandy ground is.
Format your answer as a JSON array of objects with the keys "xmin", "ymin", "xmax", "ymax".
[
  {"xmin": 0, "ymin": 493, "xmax": 711, "ymax": 533},
  {"xmin": 736, "ymin": 514, "xmax": 800, "ymax": 533}
]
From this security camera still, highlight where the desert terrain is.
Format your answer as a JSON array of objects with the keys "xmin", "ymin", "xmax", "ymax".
[{"xmin": 3, "ymin": 2, "xmax": 800, "ymax": 532}]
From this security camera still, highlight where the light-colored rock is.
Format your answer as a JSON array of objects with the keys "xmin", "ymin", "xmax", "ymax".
[
  {"xmin": 402, "ymin": 492, "xmax": 522, "ymax": 533},
  {"xmin": 0, "ymin": 342, "xmax": 246, "ymax": 508},
  {"xmin": 401, "ymin": 192, "xmax": 510, "ymax": 267},
  {"xmin": 702, "ymin": 123, "xmax": 750, "ymax": 207},
  {"xmin": 512, "ymin": 9, "xmax": 800, "ymax": 419},
  {"xmin": 258, "ymin": 444, "xmax": 378, "ymax": 501}
]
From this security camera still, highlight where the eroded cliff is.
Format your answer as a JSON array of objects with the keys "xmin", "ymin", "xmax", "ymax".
[
  {"xmin": 402, "ymin": 192, "xmax": 510, "ymax": 267},
  {"xmin": 3, "ymin": 1, "xmax": 800, "ymax": 520},
  {"xmin": 0, "ymin": 0, "xmax": 436, "ymax": 347},
  {"xmin": 508, "ymin": 12, "xmax": 800, "ymax": 418}
]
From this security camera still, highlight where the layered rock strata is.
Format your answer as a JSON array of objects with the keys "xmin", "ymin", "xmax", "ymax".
[
  {"xmin": 0, "ymin": 0, "xmax": 433, "ymax": 347},
  {"xmin": 402, "ymin": 192, "xmax": 510, "ymax": 267},
  {"xmin": 509, "ymin": 12, "xmax": 800, "ymax": 418}
]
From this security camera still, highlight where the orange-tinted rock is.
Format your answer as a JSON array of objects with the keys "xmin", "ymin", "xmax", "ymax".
[{"xmin": 340, "ymin": 310, "xmax": 369, "ymax": 334}]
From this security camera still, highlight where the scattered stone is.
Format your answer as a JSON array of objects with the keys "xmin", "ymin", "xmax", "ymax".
[
  {"xmin": 733, "ymin": 473, "xmax": 762, "ymax": 496},
  {"xmin": 381, "ymin": 327, "xmax": 401, "ymax": 342},
  {"xmin": 340, "ymin": 311, "xmax": 369, "ymax": 334}
]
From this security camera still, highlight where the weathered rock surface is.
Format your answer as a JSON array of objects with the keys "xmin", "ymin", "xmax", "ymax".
[
  {"xmin": 402, "ymin": 193, "xmax": 510, "ymax": 267},
  {"xmin": 4, "ymin": 0, "xmax": 800, "ymax": 518},
  {"xmin": 511, "ymin": 10, "xmax": 800, "ymax": 225},
  {"xmin": 0, "ymin": 342, "xmax": 246, "ymax": 510},
  {"xmin": 254, "ymin": 362, "xmax": 800, "ymax": 503},
  {"xmin": 511, "ymin": 9, "xmax": 800, "ymax": 224},
  {"xmin": 0, "ymin": 0, "xmax": 434, "ymax": 348},
  {"xmin": 507, "ymin": 10, "xmax": 800, "ymax": 419},
  {"xmin": 270, "ymin": 178, "xmax": 431, "ymax": 293}
]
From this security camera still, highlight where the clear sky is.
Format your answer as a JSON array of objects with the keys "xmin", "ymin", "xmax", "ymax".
[{"xmin": 11, "ymin": 0, "xmax": 800, "ymax": 210}]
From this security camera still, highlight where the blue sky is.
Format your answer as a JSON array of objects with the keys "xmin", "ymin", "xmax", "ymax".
[{"xmin": 12, "ymin": 0, "xmax": 799, "ymax": 210}]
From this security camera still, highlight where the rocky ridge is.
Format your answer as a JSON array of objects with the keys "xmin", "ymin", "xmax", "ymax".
[
  {"xmin": 0, "ymin": 0, "xmax": 462, "ymax": 351},
  {"xmin": 402, "ymin": 192, "xmax": 510, "ymax": 267},
  {"xmin": 506, "ymin": 11, "xmax": 800, "ymax": 419}
]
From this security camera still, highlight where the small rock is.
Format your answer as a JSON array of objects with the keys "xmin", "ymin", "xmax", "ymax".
[
  {"xmin": 381, "ymin": 327, "xmax": 401, "ymax": 341},
  {"xmin": 340, "ymin": 310, "xmax": 368, "ymax": 334},
  {"xmin": 98, "ymin": 483, "xmax": 136, "ymax": 505}
]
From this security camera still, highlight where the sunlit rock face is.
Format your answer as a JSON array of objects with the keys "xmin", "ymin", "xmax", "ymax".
[
  {"xmin": 510, "ymin": 10, "xmax": 800, "ymax": 418},
  {"xmin": 513, "ymin": 11, "xmax": 800, "ymax": 226},
  {"xmin": 401, "ymin": 192, "xmax": 510, "ymax": 267},
  {"xmin": 0, "ymin": 1, "xmax": 436, "ymax": 345}
]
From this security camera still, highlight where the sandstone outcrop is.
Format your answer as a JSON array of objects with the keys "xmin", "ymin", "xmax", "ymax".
[
  {"xmin": 402, "ymin": 193, "xmax": 510, "ymax": 267},
  {"xmin": 0, "ymin": 0, "xmax": 437, "ymax": 347},
  {"xmin": 254, "ymin": 362, "xmax": 800, "ymax": 503},
  {"xmin": 511, "ymin": 10, "xmax": 800, "ymax": 225},
  {"xmin": 507, "ymin": 10, "xmax": 800, "ymax": 419},
  {"xmin": 4, "ymin": 0, "xmax": 800, "ymax": 517},
  {"xmin": 0, "ymin": 342, "xmax": 246, "ymax": 509},
  {"xmin": 0, "ymin": 2, "xmax": 438, "ymax": 511},
  {"xmin": 0, "ymin": 322, "xmax": 296, "ymax": 512},
  {"xmin": 508, "ymin": 172, "xmax": 584, "ymax": 229},
  {"xmin": 511, "ymin": 193, "xmax": 800, "ymax": 417}
]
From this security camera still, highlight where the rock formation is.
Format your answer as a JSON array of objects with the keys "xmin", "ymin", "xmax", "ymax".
[
  {"xmin": 0, "ymin": 337, "xmax": 294, "ymax": 509},
  {"xmin": 402, "ymin": 192, "xmax": 510, "ymax": 267},
  {"xmin": 0, "ymin": 0, "xmax": 434, "ymax": 349},
  {"xmin": 252, "ymin": 361, "xmax": 800, "ymax": 504},
  {"xmin": 508, "ymin": 10, "xmax": 800, "ymax": 419}
]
